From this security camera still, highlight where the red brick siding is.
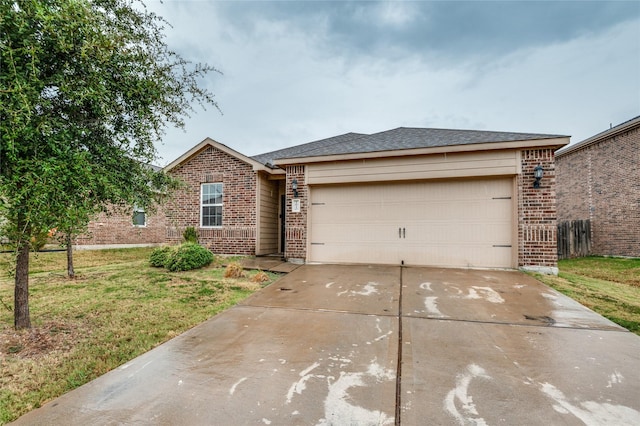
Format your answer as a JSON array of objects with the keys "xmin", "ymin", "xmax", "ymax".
[
  {"xmin": 518, "ymin": 149, "xmax": 558, "ymax": 268},
  {"xmin": 284, "ymin": 165, "xmax": 307, "ymax": 260},
  {"xmin": 166, "ymin": 146, "xmax": 257, "ymax": 255},
  {"xmin": 76, "ymin": 206, "xmax": 166, "ymax": 246},
  {"xmin": 557, "ymin": 125, "xmax": 639, "ymax": 257},
  {"xmin": 285, "ymin": 153, "xmax": 561, "ymax": 269}
]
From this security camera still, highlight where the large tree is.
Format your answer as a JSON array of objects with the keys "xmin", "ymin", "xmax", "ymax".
[{"xmin": 0, "ymin": 0, "xmax": 218, "ymax": 329}]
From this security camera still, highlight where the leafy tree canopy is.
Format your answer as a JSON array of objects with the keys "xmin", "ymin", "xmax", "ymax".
[{"xmin": 0, "ymin": 0, "xmax": 219, "ymax": 328}]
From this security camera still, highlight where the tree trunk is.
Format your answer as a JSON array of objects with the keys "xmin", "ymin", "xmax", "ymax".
[
  {"xmin": 14, "ymin": 239, "xmax": 31, "ymax": 329},
  {"xmin": 66, "ymin": 234, "xmax": 75, "ymax": 279}
]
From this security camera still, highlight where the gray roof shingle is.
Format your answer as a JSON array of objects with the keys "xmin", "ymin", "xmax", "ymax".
[
  {"xmin": 253, "ymin": 127, "xmax": 567, "ymax": 166},
  {"xmin": 251, "ymin": 132, "xmax": 366, "ymax": 166}
]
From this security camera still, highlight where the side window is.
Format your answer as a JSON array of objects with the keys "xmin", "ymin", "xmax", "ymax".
[
  {"xmin": 133, "ymin": 206, "xmax": 146, "ymax": 227},
  {"xmin": 201, "ymin": 183, "xmax": 223, "ymax": 227}
]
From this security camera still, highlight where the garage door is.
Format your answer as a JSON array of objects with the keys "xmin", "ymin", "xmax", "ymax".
[{"xmin": 308, "ymin": 178, "xmax": 514, "ymax": 268}]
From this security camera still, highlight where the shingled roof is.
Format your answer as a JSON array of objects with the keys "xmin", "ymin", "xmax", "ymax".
[
  {"xmin": 251, "ymin": 132, "xmax": 366, "ymax": 167},
  {"xmin": 252, "ymin": 127, "xmax": 567, "ymax": 166}
]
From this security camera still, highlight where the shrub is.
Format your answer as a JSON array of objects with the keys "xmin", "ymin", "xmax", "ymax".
[
  {"xmin": 251, "ymin": 270, "xmax": 270, "ymax": 283},
  {"xmin": 164, "ymin": 243, "xmax": 214, "ymax": 272},
  {"xmin": 182, "ymin": 226, "xmax": 198, "ymax": 244},
  {"xmin": 149, "ymin": 246, "xmax": 175, "ymax": 267},
  {"xmin": 224, "ymin": 262, "xmax": 245, "ymax": 278}
]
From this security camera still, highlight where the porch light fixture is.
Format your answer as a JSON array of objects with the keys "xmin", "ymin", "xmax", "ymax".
[
  {"xmin": 533, "ymin": 165, "xmax": 544, "ymax": 189},
  {"xmin": 292, "ymin": 178, "xmax": 299, "ymax": 198}
]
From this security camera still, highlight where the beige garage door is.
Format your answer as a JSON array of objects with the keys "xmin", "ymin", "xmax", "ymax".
[{"xmin": 308, "ymin": 178, "xmax": 514, "ymax": 268}]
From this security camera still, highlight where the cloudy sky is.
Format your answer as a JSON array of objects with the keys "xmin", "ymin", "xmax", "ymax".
[{"xmin": 145, "ymin": 0, "xmax": 640, "ymax": 165}]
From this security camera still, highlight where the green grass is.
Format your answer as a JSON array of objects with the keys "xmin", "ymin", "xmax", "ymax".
[
  {"xmin": 534, "ymin": 256, "xmax": 640, "ymax": 335},
  {"xmin": 0, "ymin": 248, "xmax": 280, "ymax": 424}
]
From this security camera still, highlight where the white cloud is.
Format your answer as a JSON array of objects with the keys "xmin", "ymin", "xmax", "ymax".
[{"xmin": 148, "ymin": 2, "xmax": 639, "ymax": 165}]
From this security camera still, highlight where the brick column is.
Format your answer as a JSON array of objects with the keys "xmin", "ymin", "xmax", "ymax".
[
  {"xmin": 518, "ymin": 149, "xmax": 559, "ymax": 274},
  {"xmin": 284, "ymin": 165, "xmax": 307, "ymax": 263}
]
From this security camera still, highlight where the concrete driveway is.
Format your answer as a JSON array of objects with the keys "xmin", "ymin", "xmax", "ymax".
[{"xmin": 11, "ymin": 265, "xmax": 640, "ymax": 425}]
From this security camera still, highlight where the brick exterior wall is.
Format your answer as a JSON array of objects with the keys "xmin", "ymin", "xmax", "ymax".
[
  {"xmin": 556, "ymin": 124, "xmax": 639, "ymax": 257},
  {"xmin": 284, "ymin": 165, "xmax": 307, "ymax": 261},
  {"xmin": 518, "ymin": 149, "xmax": 559, "ymax": 271},
  {"xmin": 76, "ymin": 206, "xmax": 166, "ymax": 246},
  {"xmin": 165, "ymin": 145, "xmax": 258, "ymax": 255},
  {"xmin": 285, "ymin": 151, "xmax": 561, "ymax": 271}
]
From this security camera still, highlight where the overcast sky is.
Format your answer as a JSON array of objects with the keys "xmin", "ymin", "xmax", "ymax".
[{"xmin": 145, "ymin": 0, "xmax": 640, "ymax": 165}]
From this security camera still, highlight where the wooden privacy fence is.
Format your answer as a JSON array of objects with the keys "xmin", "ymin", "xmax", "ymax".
[{"xmin": 557, "ymin": 220, "xmax": 591, "ymax": 259}]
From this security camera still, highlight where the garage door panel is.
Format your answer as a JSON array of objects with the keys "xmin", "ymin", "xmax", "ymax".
[
  {"xmin": 402, "ymin": 244, "xmax": 511, "ymax": 268},
  {"xmin": 405, "ymin": 222, "xmax": 510, "ymax": 244},
  {"xmin": 310, "ymin": 242, "xmax": 402, "ymax": 265},
  {"xmin": 311, "ymin": 224, "xmax": 399, "ymax": 243},
  {"xmin": 312, "ymin": 205, "xmax": 389, "ymax": 222},
  {"xmin": 309, "ymin": 178, "xmax": 514, "ymax": 268}
]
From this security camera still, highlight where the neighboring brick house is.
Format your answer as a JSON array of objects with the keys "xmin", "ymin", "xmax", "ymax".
[
  {"xmin": 556, "ymin": 116, "xmax": 640, "ymax": 258},
  {"xmin": 74, "ymin": 164, "xmax": 168, "ymax": 249},
  {"xmin": 74, "ymin": 205, "xmax": 167, "ymax": 249},
  {"xmin": 165, "ymin": 127, "xmax": 568, "ymax": 274}
]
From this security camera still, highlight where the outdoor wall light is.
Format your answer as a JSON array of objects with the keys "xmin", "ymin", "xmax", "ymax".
[
  {"xmin": 292, "ymin": 178, "xmax": 299, "ymax": 198},
  {"xmin": 533, "ymin": 165, "xmax": 544, "ymax": 189}
]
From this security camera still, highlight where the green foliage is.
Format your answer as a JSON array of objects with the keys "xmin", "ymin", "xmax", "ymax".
[
  {"xmin": 151, "ymin": 244, "xmax": 214, "ymax": 272},
  {"xmin": 182, "ymin": 227, "xmax": 199, "ymax": 244},
  {"xmin": 149, "ymin": 246, "xmax": 175, "ymax": 268},
  {"xmin": 0, "ymin": 0, "xmax": 218, "ymax": 328},
  {"xmin": 165, "ymin": 244, "xmax": 214, "ymax": 272},
  {"xmin": 29, "ymin": 230, "xmax": 50, "ymax": 252}
]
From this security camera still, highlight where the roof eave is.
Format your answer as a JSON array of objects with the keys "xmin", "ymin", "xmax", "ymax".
[
  {"xmin": 273, "ymin": 137, "xmax": 570, "ymax": 166},
  {"xmin": 163, "ymin": 137, "xmax": 282, "ymax": 174},
  {"xmin": 556, "ymin": 116, "xmax": 640, "ymax": 157}
]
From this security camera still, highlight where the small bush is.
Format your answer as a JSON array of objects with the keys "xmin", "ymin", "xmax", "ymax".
[
  {"xmin": 251, "ymin": 271, "xmax": 270, "ymax": 283},
  {"xmin": 224, "ymin": 262, "xmax": 245, "ymax": 278},
  {"xmin": 182, "ymin": 226, "xmax": 198, "ymax": 244},
  {"xmin": 165, "ymin": 243, "xmax": 214, "ymax": 272},
  {"xmin": 149, "ymin": 246, "xmax": 175, "ymax": 267}
]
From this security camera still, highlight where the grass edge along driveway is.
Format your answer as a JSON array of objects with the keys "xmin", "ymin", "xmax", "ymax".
[
  {"xmin": 0, "ymin": 247, "xmax": 280, "ymax": 424},
  {"xmin": 1, "ymin": 251, "xmax": 638, "ymax": 424},
  {"xmin": 533, "ymin": 256, "xmax": 640, "ymax": 336}
]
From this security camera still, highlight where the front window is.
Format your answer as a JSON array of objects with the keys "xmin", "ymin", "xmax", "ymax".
[
  {"xmin": 201, "ymin": 183, "xmax": 223, "ymax": 227},
  {"xmin": 133, "ymin": 206, "xmax": 146, "ymax": 227}
]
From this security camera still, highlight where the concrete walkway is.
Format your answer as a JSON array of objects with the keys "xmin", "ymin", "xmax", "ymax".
[
  {"xmin": 238, "ymin": 256, "xmax": 301, "ymax": 273},
  {"xmin": 11, "ymin": 265, "xmax": 640, "ymax": 425}
]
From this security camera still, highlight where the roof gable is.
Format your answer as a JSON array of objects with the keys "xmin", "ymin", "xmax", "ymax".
[
  {"xmin": 167, "ymin": 127, "xmax": 570, "ymax": 172},
  {"xmin": 164, "ymin": 137, "xmax": 280, "ymax": 173}
]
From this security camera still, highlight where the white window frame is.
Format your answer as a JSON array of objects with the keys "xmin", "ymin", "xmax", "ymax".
[
  {"xmin": 133, "ymin": 206, "xmax": 146, "ymax": 227},
  {"xmin": 201, "ymin": 183, "xmax": 223, "ymax": 228}
]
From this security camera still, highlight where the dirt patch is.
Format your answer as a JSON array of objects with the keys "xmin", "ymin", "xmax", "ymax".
[{"xmin": 0, "ymin": 321, "xmax": 82, "ymax": 359}]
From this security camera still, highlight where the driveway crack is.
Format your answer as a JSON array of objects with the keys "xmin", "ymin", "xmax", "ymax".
[{"xmin": 395, "ymin": 265, "xmax": 404, "ymax": 425}]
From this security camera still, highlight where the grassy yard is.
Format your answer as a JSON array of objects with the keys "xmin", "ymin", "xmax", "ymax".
[
  {"xmin": 0, "ymin": 247, "xmax": 280, "ymax": 424},
  {"xmin": 1, "ymin": 251, "xmax": 638, "ymax": 423},
  {"xmin": 534, "ymin": 256, "xmax": 640, "ymax": 335}
]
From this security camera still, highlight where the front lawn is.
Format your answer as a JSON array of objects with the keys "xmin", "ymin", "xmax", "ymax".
[
  {"xmin": 534, "ymin": 256, "xmax": 640, "ymax": 335},
  {"xmin": 0, "ymin": 247, "xmax": 279, "ymax": 424}
]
